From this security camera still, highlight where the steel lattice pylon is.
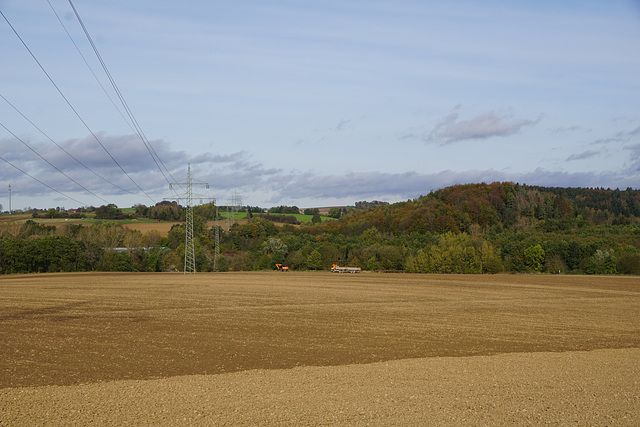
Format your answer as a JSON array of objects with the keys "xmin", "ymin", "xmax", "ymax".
[
  {"xmin": 183, "ymin": 165, "xmax": 195, "ymax": 273},
  {"xmin": 214, "ymin": 206, "xmax": 220, "ymax": 269},
  {"xmin": 169, "ymin": 163, "xmax": 213, "ymax": 274}
]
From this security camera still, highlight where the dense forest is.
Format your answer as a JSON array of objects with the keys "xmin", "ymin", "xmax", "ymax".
[{"xmin": 1, "ymin": 182, "xmax": 639, "ymax": 275}]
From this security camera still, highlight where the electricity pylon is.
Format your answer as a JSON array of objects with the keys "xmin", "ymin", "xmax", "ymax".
[
  {"xmin": 169, "ymin": 164, "xmax": 214, "ymax": 274},
  {"xmin": 226, "ymin": 191, "xmax": 242, "ymax": 231},
  {"xmin": 214, "ymin": 206, "xmax": 220, "ymax": 270}
]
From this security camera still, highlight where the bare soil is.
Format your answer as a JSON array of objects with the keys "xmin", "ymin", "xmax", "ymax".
[
  {"xmin": 1, "ymin": 272, "xmax": 639, "ymax": 425},
  {"xmin": 122, "ymin": 221, "xmax": 181, "ymax": 236}
]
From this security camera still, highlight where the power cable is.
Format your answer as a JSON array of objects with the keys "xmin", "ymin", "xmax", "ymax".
[
  {"xmin": 0, "ymin": 120, "xmax": 109, "ymax": 204},
  {"xmin": 1, "ymin": 93, "xmax": 124, "ymax": 202},
  {"xmin": 65, "ymin": 0, "xmax": 180, "ymax": 189},
  {"xmin": 47, "ymin": 0, "xmax": 175, "ymax": 187},
  {"xmin": 0, "ymin": 155, "xmax": 88, "ymax": 207},
  {"xmin": 45, "ymin": 0, "xmax": 138, "ymax": 143},
  {"xmin": 0, "ymin": 9, "xmax": 155, "ymax": 203}
]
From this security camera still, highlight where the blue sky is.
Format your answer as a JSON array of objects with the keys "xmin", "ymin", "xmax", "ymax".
[{"xmin": 1, "ymin": 0, "xmax": 639, "ymax": 210}]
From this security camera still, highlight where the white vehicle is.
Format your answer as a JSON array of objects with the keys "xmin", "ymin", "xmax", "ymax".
[{"xmin": 331, "ymin": 264, "xmax": 361, "ymax": 273}]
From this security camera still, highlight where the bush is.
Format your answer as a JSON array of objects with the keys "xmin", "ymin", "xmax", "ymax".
[
  {"xmin": 617, "ymin": 252, "xmax": 640, "ymax": 274},
  {"xmin": 215, "ymin": 256, "xmax": 229, "ymax": 272}
]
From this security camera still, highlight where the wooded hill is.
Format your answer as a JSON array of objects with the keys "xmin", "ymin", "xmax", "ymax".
[
  {"xmin": 326, "ymin": 182, "xmax": 640, "ymax": 235},
  {"xmin": 1, "ymin": 182, "xmax": 639, "ymax": 275}
]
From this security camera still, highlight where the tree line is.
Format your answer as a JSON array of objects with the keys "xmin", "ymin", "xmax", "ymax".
[{"xmin": 1, "ymin": 182, "xmax": 639, "ymax": 275}]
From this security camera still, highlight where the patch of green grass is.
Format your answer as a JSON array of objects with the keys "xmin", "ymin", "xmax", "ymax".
[{"xmin": 17, "ymin": 217, "xmax": 168, "ymax": 226}]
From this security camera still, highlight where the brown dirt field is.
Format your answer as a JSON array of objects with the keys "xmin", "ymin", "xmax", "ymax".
[
  {"xmin": 123, "ymin": 221, "xmax": 233, "ymax": 236},
  {"xmin": 1, "ymin": 273, "xmax": 639, "ymax": 425},
  {"xmin": 122, "ymin": 221, "xmax": 181, "ymax": 236},
  {"xmin": 2, "ymin": 218, "xmax": 237, "ymax": 237},
  {"xmin": 0, "ymin": 218, "xmax": 181, "ymax": 237}
]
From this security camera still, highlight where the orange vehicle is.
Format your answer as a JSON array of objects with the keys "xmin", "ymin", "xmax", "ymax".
[{"xmin": 275, "ymin": 263, "xmax": 289, "ymax": 271}]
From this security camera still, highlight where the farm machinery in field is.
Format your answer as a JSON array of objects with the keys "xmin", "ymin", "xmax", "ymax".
[
  {"xmin": 275, "ymin": 263, "xmax": 289, "ymax": 271},
  {"xmin": 331, "ymin": 264, "xmax": 361, "ymax": 273}
]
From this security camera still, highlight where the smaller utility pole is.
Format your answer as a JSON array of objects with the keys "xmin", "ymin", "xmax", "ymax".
[
  {"xmin": 226, "ymin": 191, "xmax": 242, "ymax": 231},
  {"xmin": 8, "ymin": 183, "xmax": 11, "ymax": 214}
]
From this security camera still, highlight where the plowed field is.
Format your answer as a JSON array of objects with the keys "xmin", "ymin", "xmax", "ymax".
[{"xmin": 1, "ymin": 272, "xmax": 639, "ymax": 425}]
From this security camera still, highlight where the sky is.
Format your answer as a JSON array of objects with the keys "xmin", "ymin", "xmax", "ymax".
[{"xmin": 1, "ymin": 0, "xmax": 639, "ymax": 210}]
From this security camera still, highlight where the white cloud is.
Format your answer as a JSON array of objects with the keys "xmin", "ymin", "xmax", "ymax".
[
  {"xmin": 547, "ymin": 125, "xmax": 588, "ymax": 134},
  {"xmin": 592, "ymin": 126, "xmax": 640, "ymax": 146},
  {"xmin": 427, "ymin": 110, "xmax": 540, "ymax": 145},
  {"xmin": 626, "ymin": 144, "xmax": 640, "ymax": 173},
  {"xmin": 3, "ymin": 129, "xmax": 639, "ymax": 210},
  {"xmin": 566, "ymin": 150, "xmax": 600, "ymax": 161},
  {"xmin": 335, "ymin": 119, "xmax": 354, "ymax": 131}
]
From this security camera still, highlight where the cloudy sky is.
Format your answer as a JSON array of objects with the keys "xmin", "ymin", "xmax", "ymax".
[{"xmin": 1, "ymin": 0, "xmax": 639, "ymax": 210}]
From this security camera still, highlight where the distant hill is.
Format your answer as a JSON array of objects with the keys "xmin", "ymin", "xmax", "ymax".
[{"xmin": 330, "ymin": 182, "xmax": 640, "ymax": 235}]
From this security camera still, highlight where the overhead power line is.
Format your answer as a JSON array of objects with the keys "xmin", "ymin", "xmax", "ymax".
[
  {"xmin": 47, "ymin": 0, "xmax": 180, "ymax": 194},
  {"xmin": 65, "ymin": 0, "xmax": 180, "ymax": 188},
  {"xmin": 0, "ymin": 155, "xmax": 88, "ymax": 207},
  {"xmin": 0, "ymin": 93, "xmax": 125, "ymax": 202},
  {"xmin": 45, "ymin": 0, "xmax": 137, "ymax": 139},
  {"xmin": 0, "ymin": 120, "xmax": 109, "ymax": 204},
  {"xmin": 0, "ymin": 9, "xmax": 155, "ymax": 203}
]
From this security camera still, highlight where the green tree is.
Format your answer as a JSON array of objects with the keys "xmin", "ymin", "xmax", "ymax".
[
  {"xmin": 426, "ymin": 232, "xmax": 481, "ymax": 274},
  {"xmin": 584, "ymin": 249, "xmax": 617, "ymax": 275},
  {"xmin": 19, "ymin": 220, "xmax": 55, "ymax": 238},
  {"xmin": 195, "ymin": 243, "xmax": 212, "ymax": 272},
  {"xmin": 617, "ymin": 251, "xmax": 640, "ymax": 274},
  {"xmin": 524, "ymin": 244, "xmax": 545, "ymax": 272},
  {"xmin": 285, "ymin": 250, "xmax": 306, "ymax": 270},
  {"xmin": 141, "ymin": 248, "xmax": 169, "ymax": 272},
  {"xmin": 545, "ymin": 254, "xmax": 566, "ymax": 274},
  {"xmin": 306, "ymin": 249, "xmax": 323, "ymax": 270},
  {"xmin": 377, "ymin": 245, "xmax": 404, "ymax": 270},
  {"xmin": 320, "ymin": 245, "xmax": 342, "ymax": 269},
  {"xmin": 193, "ymin": 202, "xmax": 218, "ymax": 220},
  {"xmin": 403, "ymin": 253, "xmax": 418, "ymax": 273},
  {"xmin": 479, "ymin": 240, "xmax": 504, "ymax": 274},
  {"xmin": 366, "ymin": 256, "xmax": 380, "ymax": 271},
  {"xmin": 262, "ymin": 237, "xmax": 288, "ymax": 265},
  {"xmin": 134, "ymin": 204, "xmax": 148, "ymax": 217},
  {"xmin": 327, "ymin": 207, "xmax": 342, "ymax": 218},
  {"xmin": 102, "ymin": 250, "xmax": 136, "ymax": 272},
  {"xmin": 95, "ymin": 204, "xmax": 127, "ymax": 219},
  {"xmin": 148, "ymin": 201, "xmax": 182, "ymax": 221},
  {"xmin": 215, "ymin": 256, "xmax": 229, "ymax": 272},
  {"xmin": 361, "ymin": 227, "xmax": 383, "ymax": 243}
]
